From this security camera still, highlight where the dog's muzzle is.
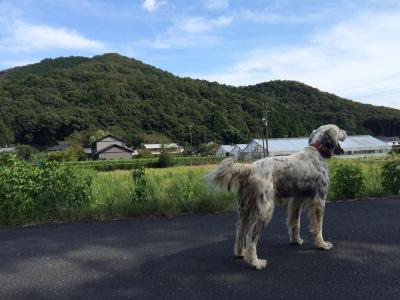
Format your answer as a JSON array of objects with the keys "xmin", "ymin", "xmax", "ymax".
[{"xmin": 334, "ymin": 143, "xmax": 344, "ymax": 155}]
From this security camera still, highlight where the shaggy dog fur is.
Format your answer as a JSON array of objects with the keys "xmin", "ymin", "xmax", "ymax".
[{"xmin": 207, "ymin": 124, "xmax": 347, "ymax": 269}]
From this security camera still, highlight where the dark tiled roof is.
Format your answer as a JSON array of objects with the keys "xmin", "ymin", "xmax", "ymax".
[{"xmin": 48, "ymin": 144, "xmax": 70, "ymax": 151}]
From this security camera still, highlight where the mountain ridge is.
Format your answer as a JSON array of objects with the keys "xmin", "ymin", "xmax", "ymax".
[{"xmin": 0, "ymin": 53, "xmax": 399, "ymax": 148}]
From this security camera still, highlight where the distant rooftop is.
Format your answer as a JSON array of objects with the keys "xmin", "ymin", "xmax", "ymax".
[
  {"xmin": 143, "ymin": 143, "xmax": 180, "ymax": 149},
  {"xmin": 48, "ymin": 144, "xmax": 70, "ymax": 151},
  {"xmin": 247, "ymin": 135, "xmax": 391, "ymax": 153},
  {"xmin": 219, "ymin": 145, "xmax": 234, "ymax": 152},
  {"xmin": 0, "ymin": 147, "xmax": 16, "ymax": 153}
]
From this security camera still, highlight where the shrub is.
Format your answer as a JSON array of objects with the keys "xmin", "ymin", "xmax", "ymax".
[
  {"xmin": 0, "ymin": 155, "xmax": 93, "ymax": 225},
  {"xmin": 16, "ymin": 144, "xmax": 36, "ymax": 161},
  {"xmin": 331, "ymin": 163, "xmax": 364, "ymax": 199},
  {"xmin": 132, "ymin": 164, "xmax": 149, "ymax": 202},
  {"xmin": 47, "ymin": 146, "xmax": 86, "ymax": 161},
  {"xmin": 381, "ymin": 160, "xmax": 400, "ymax": 195},
  {"xmin": 158, "ymin": 147, "xmax": 173, "ymax": 168},
  {"xmin": 48, "ymin": 150, "xmax": 75, "ymax": 161},
  {"xmin": 137, "ymin": 149, "xmax": 153, "ymax": 159}
]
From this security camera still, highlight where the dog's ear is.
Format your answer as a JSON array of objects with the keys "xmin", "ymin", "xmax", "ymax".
[
  {"xmin": 320, "ymin": 128, "xmax": 336, "ymax": 149},
  {"xmin": 308, "ymin": 129, "xmax": 318, "ymax": 145}
]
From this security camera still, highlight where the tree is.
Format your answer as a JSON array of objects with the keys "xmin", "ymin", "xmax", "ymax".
[
  {"xmin": 0, "ymin": 119, "xmax": 14, "ymax": 147},
  {"xmin": 197, "ymin": 143, "xmax": 219, "ymax": 156},
  {"xmin": 16, "ymin": 145, "xmax": 36, "ymax": 161}
]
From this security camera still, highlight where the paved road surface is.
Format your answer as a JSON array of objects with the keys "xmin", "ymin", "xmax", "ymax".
[{"xmin": 0, "ymin": 198, "xmax": 399, "ymax": 299}]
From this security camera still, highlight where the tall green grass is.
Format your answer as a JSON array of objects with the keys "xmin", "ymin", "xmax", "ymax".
[{"xmin": 89, "ymin": 165, "xmax": 235, "ymax": 219}]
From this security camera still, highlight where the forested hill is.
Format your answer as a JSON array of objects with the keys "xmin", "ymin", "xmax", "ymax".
[{"xmin": 0, "ymin": 53, "xmax": 399, "ymax": 148}]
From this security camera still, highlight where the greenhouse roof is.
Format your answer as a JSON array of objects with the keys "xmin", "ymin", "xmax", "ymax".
[{"xmin": 246, "ymin": 135, "xmax": 391, "ymax": 153}]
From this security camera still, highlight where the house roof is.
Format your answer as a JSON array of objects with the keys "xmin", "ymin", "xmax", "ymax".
[
  {"xmin": 93, "ymin": 134, "xmax": 127, "ymax": 144},
  {"xmin": 0, "ymin": 147, "xmax": 16, "ymax": 153},
  {"xmin": 48, "ymin": 144, "xmax": 70, "ymax": 151},
  {"xmin": 218, "ymin": 145, "xmax": 234, "ymax": 152},
  {"xmin": 143, "ymin": 143, "xmax": 180, "ymax": 149},
  {"xmin": 245, "ymin": 135, "xmax": 391, "ymax": 153},
  {"xmin": 94, "ymin": 144, "xmax": 133, "ymax": 155},
  {"xmin": 232, "ymin": 144, "xmax": 248, "ymax": 151}
]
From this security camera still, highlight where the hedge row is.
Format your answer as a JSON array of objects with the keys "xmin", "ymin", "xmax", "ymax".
[{"xmin": 64, "ymin": 156, "xmax": 225, "ymax": 171}]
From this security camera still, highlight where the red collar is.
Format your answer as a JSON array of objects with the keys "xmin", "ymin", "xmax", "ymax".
[{"xmin": 309, "ymin": 143, "xmax": 332, "ymax": 159}]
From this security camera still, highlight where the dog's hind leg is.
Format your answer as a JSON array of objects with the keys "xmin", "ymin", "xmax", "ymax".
[
  {"xmin": 244, "ymin": 218, "xmax": 267, "ymax": 269},
  {"xmin": 234, "ymin": 211, "xmax": 247, "ymax": 257},
  {"xmin": 243, "ymin": 180, "xmax": 275, "ymax": 270},
  {"xmin": 307, "ymin": 199, "xmax": 333, "ymax": 250},
  {"xmin": 287, "ymin": 198, "xmax": 304, "ymax": 245}
]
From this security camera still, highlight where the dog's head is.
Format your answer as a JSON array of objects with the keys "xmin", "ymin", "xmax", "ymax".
[{"xmin": 308, "ymin": 124, "xmax": 347, "ymax": 155}]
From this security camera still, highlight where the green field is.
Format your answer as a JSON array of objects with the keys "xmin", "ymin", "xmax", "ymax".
[
  {"xmin": 87, "ymin": 155, "xmax": 399, "ymax": 220},
  {"xmin": 1, "ymin": 154, "xmax": 398, "ymax": 225}
]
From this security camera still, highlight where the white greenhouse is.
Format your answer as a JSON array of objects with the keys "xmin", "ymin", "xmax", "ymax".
[
  {"xmin": 215, "ymin": 145, "xmax": 234, "ymax": 157},
  {"xmin": 242, "ymin": 135, "xmax": 392, "ymax": 160}
]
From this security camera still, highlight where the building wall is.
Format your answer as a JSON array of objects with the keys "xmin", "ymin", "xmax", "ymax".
[
  {"xmin": 97, "ymin": 146, "xmax": 131, "ymax": 160},
  {"xmin": 96, "ymin": 137, "xmax": 124, "ymax": 151},
  {"xmin": 98, "ymin": 150, "xmax": 132, "ymax": 160}
]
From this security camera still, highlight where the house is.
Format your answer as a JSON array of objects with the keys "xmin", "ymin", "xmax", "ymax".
[
  {"xmin": 243, "ymin": 135, "xmax": 392, "ymax": 160},
  {"xmin": 215, "ymin": 145, "xmax": 234, "ymax": 157},
  {"xmin": 142, "ymin": 143, "xmax": 183, "ymax": 155},
  {"xmin": 92, "ymin": 134, "xmax": 133, "ymax": 160}
]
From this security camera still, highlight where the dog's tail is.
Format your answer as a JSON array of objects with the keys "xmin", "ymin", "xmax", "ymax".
[{"xmin": 206, "ymin": 157, "xmax": 254, "ymax": 191}]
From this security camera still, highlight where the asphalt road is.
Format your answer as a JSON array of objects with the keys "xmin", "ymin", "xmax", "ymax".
[{"xmin": 0, "ymin": 198, "xmax": 399, "ymax": 299}]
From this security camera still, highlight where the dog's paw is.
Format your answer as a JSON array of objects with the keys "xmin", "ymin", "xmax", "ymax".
[
  {"xmin": 251, "ymin": 259, "xmax": 267, "ymax": 270},
  {"xmin": 234, "ymin": 249, "xmax": 244, "ymax": 258},
  {"xmin": 290, "ymin": 236, "xmax": 304, "ymax": 245},
  {"xmin": 316, "ymin": 241, "xmax": 333, "ymax": 250}
]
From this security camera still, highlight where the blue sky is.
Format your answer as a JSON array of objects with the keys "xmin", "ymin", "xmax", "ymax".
[{"xmin": 1, "ymin": 0, "xmax": 399, "ymax": 109}]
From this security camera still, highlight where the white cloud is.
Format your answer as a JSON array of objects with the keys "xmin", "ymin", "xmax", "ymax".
[
  {"xmin": 178, "ymin": 15, "xmax": 232, "ymax": 33},
  {"xmin": 140, "ymin": 15, "xmax": 232, "ymax": 49},
  {"xmin": 0, "ymin": 20, "xmax": 105, "ymax": 52},
  {"xmin": 192, "ymin": 11, "xmax": 400, "ymax": 109},
  {"xmin": 142, "ymin": 0, "xmax": 166, "ymax": 12},
  {"xmin": 204, "ymin": 0, "xmax": 229, "ymax": 10},
  {"xmin": 238, "ymin": 8, "xmax": 323, "ymax": 24}
]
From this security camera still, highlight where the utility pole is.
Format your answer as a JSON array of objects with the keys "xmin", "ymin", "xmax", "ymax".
[
  {"xmin": 261, "ymin": 104, "xmax": 270, "ymax": 158},
  {"xmin": 189, "ymin": 125, "xmax": 193, "ymax": 156}
]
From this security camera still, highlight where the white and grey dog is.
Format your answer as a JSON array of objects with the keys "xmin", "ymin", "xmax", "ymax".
[{"xmin": 208, "ymin": 124, "xmax": 347, "ymax": 269}]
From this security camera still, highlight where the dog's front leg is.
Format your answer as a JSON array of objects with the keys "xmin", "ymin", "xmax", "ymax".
[{"xmin": 308, "ymin": 199, "xmax": 333, "ymax": 250}]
